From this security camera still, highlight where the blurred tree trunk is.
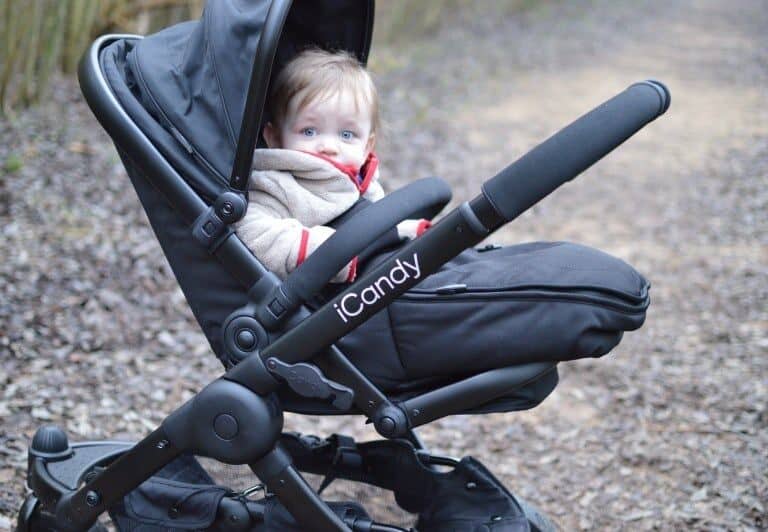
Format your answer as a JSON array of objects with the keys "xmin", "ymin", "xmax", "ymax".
[
  {"xmin": 0, "ymin": 0, "xmax": 535, "ymax": 114},
  {"xmin": 0, "ymin": 0, "xmax": 203, "ymax": 114}
]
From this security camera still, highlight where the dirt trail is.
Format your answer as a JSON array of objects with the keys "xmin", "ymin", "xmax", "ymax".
[
  {"xmin": 1, "ymin": 0, "xmax": 766, "ymax": 530},
  {"xmin": 370, "ymin": 0, "xmax": 768, "ymax": 528}
]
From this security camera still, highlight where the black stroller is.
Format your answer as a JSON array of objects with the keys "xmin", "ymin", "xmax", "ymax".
[{"xmin": 17, "ymin": 1, "xmax": 669, "ymax": 530}]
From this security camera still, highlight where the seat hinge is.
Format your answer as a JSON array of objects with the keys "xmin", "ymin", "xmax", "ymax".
[
  {"xmin": 192, "ymin": 191, "xmax": 247, "ymax": 250},
  {"xmin": 192, "ymin": 206, "xmax": 227, "ymax": 249}
]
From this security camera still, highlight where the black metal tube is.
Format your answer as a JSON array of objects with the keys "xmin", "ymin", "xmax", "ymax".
[
  {"xmin": 250, "ymin": 447, "xmax": 350, "ymax": 531},
  {"xmin": 401, "ymin": 363, "xmax": 556, "ymax": 428},
  {"xmin": 229, "ymin": 0, "xmax": 293, "ymax": 190},
  {"xmin": 53, "ymin": 428, "xmax": 181, "ymax": 531},
  {"xmin": 315, "ymin": 345, "xmax": 390, "ymax": 417}
]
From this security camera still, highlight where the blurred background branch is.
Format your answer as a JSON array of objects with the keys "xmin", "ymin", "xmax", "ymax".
[
  {"xmin": 0, "ymin": 0, "xmax": 534, "ymax": 115},
  {"xmin": 0, "ymin": 0, "xmax": 206, "ymax": 114}
]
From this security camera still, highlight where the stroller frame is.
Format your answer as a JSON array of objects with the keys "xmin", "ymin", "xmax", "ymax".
[{"xmin": 18, "ymin": 1, "xmax": 670, "ymax": 530}]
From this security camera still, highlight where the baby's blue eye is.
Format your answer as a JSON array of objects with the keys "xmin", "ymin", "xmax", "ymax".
[
  {"xmin": 301, "ymin": 127, "xmax": 317, "ymax": 137},
  {"xmin": 340, "ymin": 130, "xmax": 355, "ymax": 141}
]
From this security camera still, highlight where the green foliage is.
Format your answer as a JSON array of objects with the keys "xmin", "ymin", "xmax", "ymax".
[
  {"xmin": 3, "ymin": 153, "xmax": 23, "ymax": 173},
  {"xmin": 0, "ymin": 0, "xmax": 203, "ymax": 114}
]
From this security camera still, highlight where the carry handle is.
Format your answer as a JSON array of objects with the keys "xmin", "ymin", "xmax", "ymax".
[
  {"xmin": 229, "ymin": 0, "xmax": 293, "ymax": 190},
  {"xmin": 481, "ymin": 80, "xmax": 670, "ymax": 222}
]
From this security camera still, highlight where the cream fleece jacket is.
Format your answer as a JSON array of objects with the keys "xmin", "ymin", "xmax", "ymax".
[{"xmin": 235, "ymin": 149, "xmax": 428, "ymax": 282}]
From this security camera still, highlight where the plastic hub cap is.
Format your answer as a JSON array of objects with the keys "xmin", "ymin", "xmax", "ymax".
[
  {"xmin": 235, "ymin": 329, "xmax": 257, "ymax": 350},
  {"xmin": 213, "ymin": 414, "xmax": 239, "ymax": 440}
]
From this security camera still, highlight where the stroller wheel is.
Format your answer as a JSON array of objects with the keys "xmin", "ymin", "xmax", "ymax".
[
  {"xmin": 15, "ymin": 494, "xmax": 38, "ymax": 532},
  {"xmin": 515, "ymin": 497, "xmax": 557, "ymax": 532},
  {"xmin": 16, "ymin": 494, "xmax": 108, "ymax": 532}
]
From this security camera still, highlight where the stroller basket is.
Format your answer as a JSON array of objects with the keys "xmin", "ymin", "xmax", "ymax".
[{"xmin": 17, "ymin": 1, "xmax": 669, "ymax": 531}]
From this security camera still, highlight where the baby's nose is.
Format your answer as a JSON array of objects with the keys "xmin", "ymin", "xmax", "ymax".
[{"xmin": 317, "ymin": 137, "xmax": 339, "ymax": 154}]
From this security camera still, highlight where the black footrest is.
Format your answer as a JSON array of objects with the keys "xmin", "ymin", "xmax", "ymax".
[{"xmin": 36, "ymin": 441, "xmax": 133, "ymax": 490}]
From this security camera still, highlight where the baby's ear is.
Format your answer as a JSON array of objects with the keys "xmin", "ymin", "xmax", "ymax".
[
  {"xmin": 366, "ymin": 133, "xmax": 376, "ymax": 154},
  {"xmin": 263, "ymin": 122, "xmax": 279, "ymax": 148}
]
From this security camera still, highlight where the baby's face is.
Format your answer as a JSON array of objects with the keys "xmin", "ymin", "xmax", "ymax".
[{"xmin": 268, "ymin": 89, "xmax": 374, "ymax": 169}]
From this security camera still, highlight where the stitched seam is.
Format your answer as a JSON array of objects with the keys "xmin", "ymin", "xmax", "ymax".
[
  {"xmin": 396, "ymin": 295, "xmax": 648, "ymax": 316},
  {"xmin": 205, "ymin": 7, "xmax": 237, "ymax": 148},
  {"xmin": 384, "ymin": 303, "xmax": 408, "ymax": 373}
]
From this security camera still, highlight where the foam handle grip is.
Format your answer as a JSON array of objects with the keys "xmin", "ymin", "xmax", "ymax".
[{"xmin": 481, "ymin": 80, "xmax": 670, "ymax": 222}]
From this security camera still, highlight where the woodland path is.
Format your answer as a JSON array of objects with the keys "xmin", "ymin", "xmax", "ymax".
[{"xmin": 1, "ymin": 0, "xmax": 766, "ymax": 529}]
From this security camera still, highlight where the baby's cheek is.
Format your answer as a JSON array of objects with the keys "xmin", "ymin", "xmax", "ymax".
[{"xmin": 283, "ymin": 135, "xmax": 307, "ymax": 151}]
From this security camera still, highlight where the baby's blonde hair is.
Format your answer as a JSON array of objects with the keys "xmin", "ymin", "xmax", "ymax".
[{"xmin": 267, "ymin": 48, "xmax": 379, "ymax": 136}]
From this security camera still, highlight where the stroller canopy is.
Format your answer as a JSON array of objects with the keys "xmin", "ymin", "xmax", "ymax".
[{"xmin": 128, "ymin": 0, "xmax": 374, "ymax": 190}]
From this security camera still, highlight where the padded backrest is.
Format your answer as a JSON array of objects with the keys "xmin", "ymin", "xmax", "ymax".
[
  {"xmin": 90, "ymin": 36, "xmax": 259, "ymax": 364},
  {"xmin": 117, "ymin": 151, "xmax": 250, "ymax": 365},
  {"xmin": 82, "ymin": 35, "xmax": 559, "ymax": 416}
]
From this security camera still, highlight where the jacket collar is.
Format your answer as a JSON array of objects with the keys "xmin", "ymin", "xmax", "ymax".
[{"xmin": 303, "ymin": 151, "xmax": 379, "ymax": 194}]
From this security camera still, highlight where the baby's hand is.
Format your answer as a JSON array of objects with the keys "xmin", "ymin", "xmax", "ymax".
[{"xmin": 396, "ymin": 219, "xmax": 432, "ymax": 241}]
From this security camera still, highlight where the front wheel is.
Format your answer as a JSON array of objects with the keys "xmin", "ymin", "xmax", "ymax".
[
  {"xmin": 15, "ymin": 494, "xmax": 39, "ymax": 532},
  {"xmin": 16, "ymin": 494, "xmax": 108, "ymax": 532}
]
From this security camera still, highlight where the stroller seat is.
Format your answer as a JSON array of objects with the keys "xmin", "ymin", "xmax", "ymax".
[
  {"xmin": 18, "ymin": 2, "xmax": 668, "ymax": 531},
  {"xmin": 95, "ymin": 33, "xmax": 562, "ymax": 418},
  {"xmin": 95, "ymin": 28, "xmax": 648, "ymax": 417}
]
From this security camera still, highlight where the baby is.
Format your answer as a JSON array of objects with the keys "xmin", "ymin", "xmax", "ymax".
[{"xmin": 236, "ymin": 48, "xmax": 429, "ymax": 282}]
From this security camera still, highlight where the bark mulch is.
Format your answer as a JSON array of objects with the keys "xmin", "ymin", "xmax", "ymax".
[{"xmin": 1, "ymin": 0, "xmax": 765, "ymax": 529}]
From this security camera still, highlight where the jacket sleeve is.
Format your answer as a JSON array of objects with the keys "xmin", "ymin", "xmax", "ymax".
[
  {"xmin": 363, "ymin": 174, "xmax": 431, "ymax": 240},
  {"xmin": 235, "ymin": 202, "xmax": 356, "ymax": 282},
  {"xmin": 396, "ymin": 218, "xmax": 432, "ymax": 240}
]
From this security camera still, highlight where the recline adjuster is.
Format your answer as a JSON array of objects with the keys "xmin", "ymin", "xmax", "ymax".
[
  {"xmin": 192, "ymin": 191, "xmax": 247, "ymax": 250},
  {"xmin": 192, "ymin": 207, "xmax": 227, "ymax": 249},
  {"xmin": 265, "ymin": 357, "xmax": 354, "ymax": 411}
]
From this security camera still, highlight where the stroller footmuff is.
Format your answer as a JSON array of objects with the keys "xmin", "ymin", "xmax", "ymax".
[
  {"xmin": 17, "ymin": 1, "xmax": 670, "ymax": 531},
  {"xmin": 340, "ymin": 241, "xmax": 649, "ymax": 389}
]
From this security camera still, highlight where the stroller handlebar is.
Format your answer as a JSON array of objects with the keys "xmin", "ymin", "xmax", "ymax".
[
  {"xmin": 279, "ymin": 81, "xmax": 669, "ymax": 307},
  {"xmin": 481, "ymin": 80, "xmax": 670, "ymax": 222}
]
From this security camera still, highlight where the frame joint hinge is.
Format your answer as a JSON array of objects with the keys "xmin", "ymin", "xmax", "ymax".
[{"xmin": 192, "ymin": 191, "xmax": 247, "ymax": 251}]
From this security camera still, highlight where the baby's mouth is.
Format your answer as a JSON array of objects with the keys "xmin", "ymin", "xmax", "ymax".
[{"xmin": 303, "ymin": 151, "xmax": 359, "ymax": 179}]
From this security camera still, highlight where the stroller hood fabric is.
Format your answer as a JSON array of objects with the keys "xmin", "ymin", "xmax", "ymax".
[{"xmin": 127, "ymin": 0, "xmax": 374, "ymax": 190}]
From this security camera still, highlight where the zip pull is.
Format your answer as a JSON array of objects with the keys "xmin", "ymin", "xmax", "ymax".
[
  {"xmin": 168, "ymin": 124, "xmax": 194, "ymax": 154},
  {"xmin": 477, "ymin": 244, "xmax": 502, "ymax": 253},
  {"xmin": 435, "ymin": 283, "xmax": 467, "ymax": 295}
]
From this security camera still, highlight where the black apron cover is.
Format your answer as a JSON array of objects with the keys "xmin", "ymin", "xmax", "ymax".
[{"xmin": 339, "ymin": 242, "xmax": 649, "ymax": 386}]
